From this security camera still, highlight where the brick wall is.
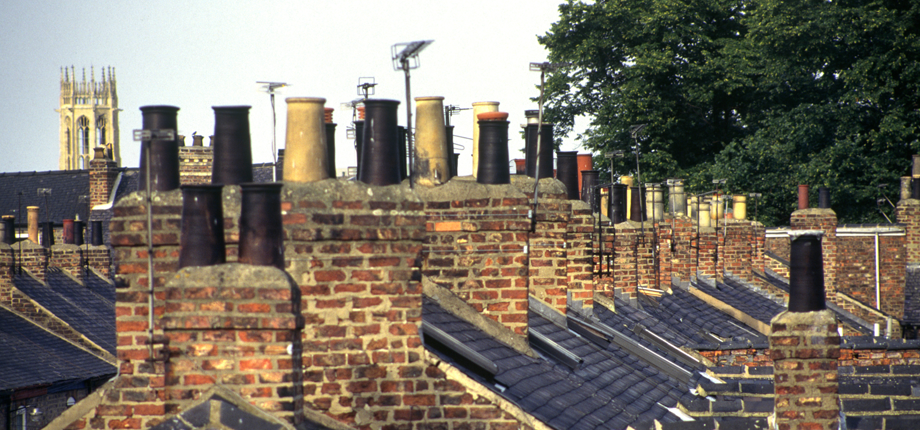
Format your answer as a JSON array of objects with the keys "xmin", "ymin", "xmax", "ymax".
[
  {"xmin": 696, "ymin": 229, "xmax": 718, "ymax": 279},
  {"xmin": 90, "ymin": 155, "xmax": 119, "ymax": 208},
  {"xmin": 159, "ymin": 264, "xmax": 304, "ymax": 424},
  {"xmin": 50, "ymin": 244, "xmax": 82, "ymax": 278},
  {"xmin": 566, "ymin": 201, "xmax": 595, "ymax": 312},
  {"xmin": 85, "ymin": 245, "xmax": 112, "ymax": 278},
  {"xmin": 178, "ymin": 146, "xmax": 213, "ymax": 185},
  {"xmin": 722, "ymin": 220, "xmax": 755, "ymax": 282},
  {"xmin": 670, "ymin": 216, "xmax": 694, "ymax": 282},
  {"xmin": 418, "ymin": 182, "xmax": 531, "ymax": 333},
  {"xmin": 896, "ymin": 200, "xmax": 920, "ymax": 264},
  {"xmin": 837, "ymin": 233, "xmax": 906, "ymax": 320},
  {"xmin": 16, "ymin": 240, "xmax": 47, "ymax": 282},
  {"xmin": 67, "ymin": 181, "xmax": 533, "ymax": 430},
  {"xmin": 770, "ymin": 310, "xmax": 840, "ymax": 430},
  {"xmin": 766, "ymin": 232, "xmax": 791, "ymax": 262},
  {"xmin": 280, "ymin": 180, "xmax": 524, "ymax": 428}
]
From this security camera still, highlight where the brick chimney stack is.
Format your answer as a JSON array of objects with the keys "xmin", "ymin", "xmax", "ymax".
[
  {"xmin": 90, "ymin": 147, "xmax": 119, "ymax": 208},
  {"xmin": 770, "ymin": 230, "xmax": 840, "ymax": 430}
]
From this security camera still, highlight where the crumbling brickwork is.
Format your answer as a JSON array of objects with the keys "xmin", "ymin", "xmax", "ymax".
[
  {"xmin": 418, "ymin": 182, "xmax": 530, "ymax": 333},
  {"xmin": 770, "ymin": 310, "xmax": 840, "ymax": 430},
  {"xmin": 896, "ymin": 199, "xmax": 920, "ymax": 264}
]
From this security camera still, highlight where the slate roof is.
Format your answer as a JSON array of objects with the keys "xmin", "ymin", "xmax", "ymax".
[
  {"xmin": 595, "ymin": 297, "xmax": 710, "ymax": 349},
  {"xmin": 633, "ymin": 287, "xmax": 766, "ymax": 344},
  {"xmin": 756, "ymin": 269, "xmax": 875, "ymax": 336},
  {"xmin": 423, "ymin": 296, "xmax": 692, "ymax": 430},
  {"xmin": 689, "ymin": 278, "xmax": 785, "ymax": 325},
  {"xmin": 0, "ymin": 306, "xmax": 115, "ymax": 391},
  {"xmin": 0, "ymin": 170, "xmax": 91, "ymax": 226},
  {"xmin": 13, "ymin": 268, "xmax": 116, "ymax": 354}
]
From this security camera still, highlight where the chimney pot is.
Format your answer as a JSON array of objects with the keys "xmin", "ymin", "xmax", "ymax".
[
  {"xmin": 27, "ymin": 206, "xmax": 39, "ymax": 244},
  {"xmin": 283, "ymin": 98, "xmax": 329, "ymax": 183},
  {"xmin": 63, "ymin": 219, "xmax": 75, "ymax": 244},
  {"xmin": 798, "ymin": 184, "xmax": 809, "ymax": 210},
  {"xmin": 788, "ymin": 230, "xmax": 826, "ymax": 312},
  {"xmin": 178, "ymin": 185, "xmax": 226, "ymax": 269}
]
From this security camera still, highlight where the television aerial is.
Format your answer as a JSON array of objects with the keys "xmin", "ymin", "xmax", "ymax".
[{"xmin": 257, "ymin": 81, "xmax": 289, "ymax": 181}]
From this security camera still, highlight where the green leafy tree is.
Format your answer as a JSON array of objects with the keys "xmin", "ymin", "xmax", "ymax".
[{"xmin": 540, "ymin": 0, "xmax": 920, "ymax": 226}]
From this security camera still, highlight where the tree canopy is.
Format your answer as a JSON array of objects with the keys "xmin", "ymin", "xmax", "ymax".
[{"xmin": 539, "ymin": 0, "xmax": 920, "ymax": 226}]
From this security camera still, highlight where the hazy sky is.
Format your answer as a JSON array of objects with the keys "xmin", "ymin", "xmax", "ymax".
[{"xmin": 0, "ymin": 1, "xmax": 584, "ymax": 176}]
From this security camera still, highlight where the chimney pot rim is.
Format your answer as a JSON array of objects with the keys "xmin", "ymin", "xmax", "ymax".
[{"xmin": 788, "ymin": 229, "xmax": 824, "ymax": 238}]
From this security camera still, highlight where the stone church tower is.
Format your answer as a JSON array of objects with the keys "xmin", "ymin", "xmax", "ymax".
[{"xmin": 57, "ymin": 66, "xmax": 121, "ymax": 170}]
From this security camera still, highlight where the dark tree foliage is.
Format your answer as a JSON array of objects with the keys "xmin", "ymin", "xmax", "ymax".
[{"xmin": 539, "ymin": 0, "xmax": 920, "ymax": 226}]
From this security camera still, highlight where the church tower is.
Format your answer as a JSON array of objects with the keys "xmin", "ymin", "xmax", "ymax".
[{"xmin": 58, "ymin": 66, "xmax": 121, "ymax": 170}]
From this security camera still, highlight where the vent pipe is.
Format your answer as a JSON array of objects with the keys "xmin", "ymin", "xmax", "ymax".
[
  {"xmin": 238, "ymin": 183, "xmax": 285, "ymax": 269},
  {"xmin": 74, "ymin": 220, "xmax": 84, "ymax": 246},
  {"xmin": 178, "ymin": 185, "xmax": 226, "ymax": 269},
  {"xmin": 275, "ymin": 149, "xmax": 285, "ymax": 181},
  {"xmin": 91, "ymin": 220, "xmax": 103, "ymax": 246},
  {"xmin": 556, "ymin": 151, "xmax": 579, "ymax": 199},
  {"xmin": 63, "ymin": 219, "xmax": 75, "ymax": 244},
  {"xmin": 138, "ymin": 105, "xmax": 181, "ymax": 192},
  {"xmin": 325, "ymin": 108, "xmax": 337, "ymax": 178},
  {"xmin": 354, "ymin": 120, "xmax": 365, "ymax": 174},
  {"xmin": 414, "ymin": 96, "xmax": 450, "ymax": 187},
  {"xmin": 41, "ymin": 222, "xmax": 54, "ymax": 247},
  {"xmin": 818, "ymin": 187, "xmax": 831, "ymax": 209},
  {"xmin": 398, "ymin": 126, "xmax": 408, "ymax": 180},
  {"xmin": 788, "ymin": 230, "xmax": 826, "ymax": 312},
  {"xmin": 445, "ymin": 125, "xmax": 457, "ymax": 179},
  {"xmin": 358, "ymin": 99, "xmax": 402, "ymax": 186},
  {"xmin": 1, "ymin": 216, "xmax": 14, "ymax": 245},
  {"xmin": 798, "ymin": 184, "xmax": 809, "ymax": 210},
  {"xmin": 283, "ymin": 98, "xmax": 329, "ymax": 183},
  {"xmin": 211, "ymin": 106, "xmax": 254, "ymax": 186},
  {"xmin": 476, "ymin": 112, "xmax": 511, "ymax": 185}
]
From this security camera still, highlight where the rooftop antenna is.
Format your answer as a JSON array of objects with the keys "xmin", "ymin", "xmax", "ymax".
[
  {"xmin": 392, "ymin": 39, "xmax": 434, "ymax": 187},
  {"xmin": 529, "ymin": 61, "xmax": 570, "ymax": 232},
  {"xmin": 341, "ymin": 98, "xmax": 365, "ymax": 140},
  {"xmin": 133, "ymin": 124, "xmax": 175, "ymax": 362},
  {"xmin": 37, "ymin": 188, "xmax": 52, "ymax": 227},
  {"xmin": 257, "ymin": 81, "xmax": 289, "ymax": 181},
  {"xmin": 357, "ymin": 77, "xmax": 377, "ymax": 100},
  {"xmin": 444, "ymin": 104, "xmax": 470, "ymax": 127}
]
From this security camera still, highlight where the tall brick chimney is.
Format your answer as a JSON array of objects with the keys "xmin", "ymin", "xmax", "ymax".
[
  {"xmin": 770, "ymin": 230, "xmax": 840, "ymax": 430},
  {"xmin": 90, "ymin": 147, "xmax": 119, "ymax": 207}
]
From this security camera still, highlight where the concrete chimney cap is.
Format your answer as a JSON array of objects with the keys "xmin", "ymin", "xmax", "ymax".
[{"xmin": 788, "ymin": 230, "xmax": 824, "ymax": 238}]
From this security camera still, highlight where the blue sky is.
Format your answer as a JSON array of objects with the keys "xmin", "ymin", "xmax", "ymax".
[{"xmin": 0, "ymin": 1, "xmax": 584, "ymax": 176}]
